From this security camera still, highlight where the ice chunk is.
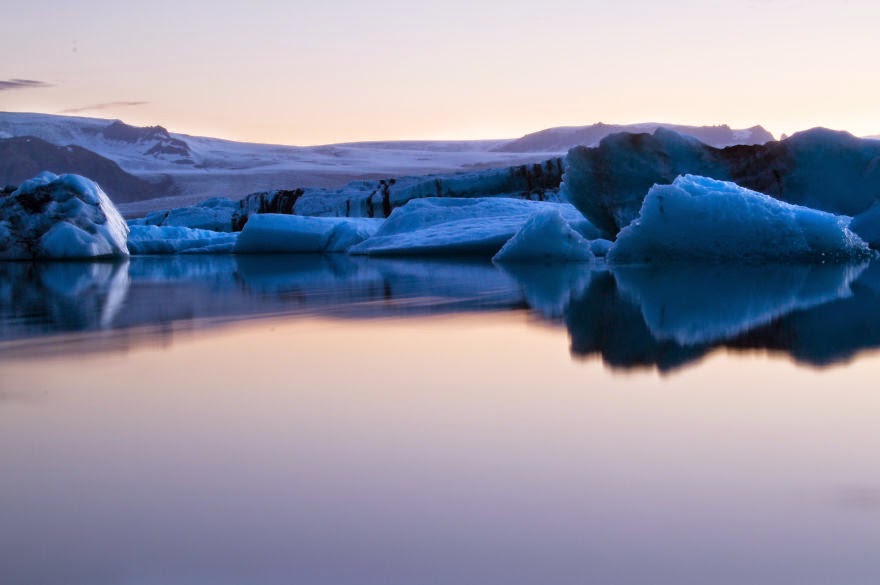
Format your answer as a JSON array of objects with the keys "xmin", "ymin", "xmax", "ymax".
[
  {"xmin": 589, "ymin": 238, "xmax": 614, "ymax": 257},
  {"xmin": 0, "ymin": 172, "xmax": 129, "ymax": 259},
  {"xmin": 234, "ymin": 214, "xmax": 382, "ymax": 254},
  {"xmin": 127, "ymin": 225, "xmax": 238, "ymax": 254},
  {"xmin": 849, "ymin": 202, "xmax": 880, "ymax": 249},
  {"xmin": 493, "ymin": 208, "xmax": 594, "ymax": 263},
  {"xmin": 349, "ymin": 198, "xmax": 597, "ymax": 257},
  {"xmin": 608, "ymin": 175, "xmax": 873, "ymax": 263}
]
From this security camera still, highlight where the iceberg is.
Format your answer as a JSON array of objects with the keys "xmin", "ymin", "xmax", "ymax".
[
  {"xmin": 561, "ymin": 127, "xmax": 880, "ymax": 237},
  {"xmin": 349, "ymin": 198, "xmax": 598, "ymax": 257},
  {"xmin": 127, "ymin": 225, "xmax": 238, "ymax": 255},
  {"xmin": 493, "ymin": 208, "xmax": 594, "ymax": 263},
  {"xmin": 234, "ymin": 214, "xmax": 382, "ymax": 254},
  {"xmin": 0, "ymin": 172, "xmax": 129, "ymax": 259},
  {"xmin": 608, "ymin": 175, "xmax": 873, "ymax": 263},
  {"xmin": 139, "ymin": 197, "xmax": 237, "ymax": 232}
]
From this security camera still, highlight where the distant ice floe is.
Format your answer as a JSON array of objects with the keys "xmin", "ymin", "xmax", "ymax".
[
  {"xmin": 607, "ymin": 175, "xmax": 873, "ymax": 263},
  {"xmin": 0, "ymin": 172, "xmax": 129, "ymax": 259}
]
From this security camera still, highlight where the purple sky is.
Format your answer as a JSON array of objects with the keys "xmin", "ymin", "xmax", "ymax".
[{"xmin": 2, "ymin": 0, "xmax": 879, "ymax": 144}]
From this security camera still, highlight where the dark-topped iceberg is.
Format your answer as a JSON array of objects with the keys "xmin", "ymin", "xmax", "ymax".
[
  {"xmin": 562, "ymin": 128, "xmax": 880, "ymax": 237},
  {"xmin": 0, "ymin": 172, "xmax": 129, "ymax": 259}
]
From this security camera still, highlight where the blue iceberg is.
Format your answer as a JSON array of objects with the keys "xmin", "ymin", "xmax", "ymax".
[{"xmin": 608, "ymin": 175, "xmax": 873, "ymax": 263}]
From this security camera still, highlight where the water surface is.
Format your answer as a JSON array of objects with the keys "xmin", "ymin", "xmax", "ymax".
[{"xmin": 2, "ymin": 256, "xmax": 880, "ymax": 584}]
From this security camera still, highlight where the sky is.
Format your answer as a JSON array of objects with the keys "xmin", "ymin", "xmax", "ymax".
[{"xmin": 2, "ymin": 0, "xmax": 879, "ymax": 145}]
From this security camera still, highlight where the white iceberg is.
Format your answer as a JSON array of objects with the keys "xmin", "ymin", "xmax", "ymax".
[
  {"xmin": 234, "ymin": 214, "xmax": 382, "ymax": 254},
  {"xmin": 127, "ymin": 225, "xmax": 238, "ymax": 254},
  {"xmin": 0, "ymin": 172, "xmax": 129, "ymax": 259},
  {"xmin": 349, "ymin": 198, "xmax": 598, "ymax": 257},
  {"xmin": 493, "ymin": 208, "xmax": 594, "ymax": 263},
  {"xmin": 608, "ymin": 175, "xmax": 873, "ymax": 263}
]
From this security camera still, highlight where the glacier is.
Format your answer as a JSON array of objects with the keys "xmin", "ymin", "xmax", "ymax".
[
  {"xmin": 0, "ymin": 112, "xmax": 775, "ymax": 213},
  {"xmin": 0, "ymin": 172, "xmax": 129, "ymax": 259},
  {"xmin": 607, "ymin": 175, "xmax": 873, "ymax": 263}
]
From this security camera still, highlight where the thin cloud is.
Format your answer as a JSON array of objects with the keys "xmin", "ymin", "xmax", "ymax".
[
  {"xmin": 0, "ymin": 79, "xmax": 53, "ymax": 91},
  {"xmin": 60, "ymin": 101, "xmax": 149, "ymax": 114}
]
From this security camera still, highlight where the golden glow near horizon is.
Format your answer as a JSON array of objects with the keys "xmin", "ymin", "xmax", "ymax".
[{"xmin": 2, "ymin": 0, "xmax": 880, "ymax": 145}]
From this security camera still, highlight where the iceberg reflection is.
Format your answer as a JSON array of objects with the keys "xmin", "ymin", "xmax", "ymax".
[
  {"xmin": 0, "ymin": 260, "xmax": 130, "ymax": 338},
  {"xmin": 612, "ymin": 262, "xmax": 865, "ymax": 345},
  {"xmin": 2, "ymin": 255, "xmax": 880, "ymax": 370}
]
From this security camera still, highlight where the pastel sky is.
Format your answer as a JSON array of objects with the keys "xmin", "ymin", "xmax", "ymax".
[{"xmin": 2, "ymin": 0, "xmax": 879, "ymax": 145}]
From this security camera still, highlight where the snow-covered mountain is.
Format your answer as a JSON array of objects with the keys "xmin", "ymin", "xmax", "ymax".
[{"xmin": 0, "ymin": 111, "xmax": 777, "ymax": 211}]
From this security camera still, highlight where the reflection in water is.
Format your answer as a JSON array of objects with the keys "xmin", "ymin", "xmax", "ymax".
[
  {"xmin": 612, "ymin": 263, "xmax": 865, "ymax": 345},
  {"xmin": 0, "ymin": 260, "xmax": 130, "ymax": 336},
  {"xmin": 3, "ymin": 256, "xmax": 880, "ymax": 370}
]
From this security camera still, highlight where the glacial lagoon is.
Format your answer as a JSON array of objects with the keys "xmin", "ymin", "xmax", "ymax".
[{"xmin": 3, "ymin": 256, "xmax": 880, "ymax": 584}]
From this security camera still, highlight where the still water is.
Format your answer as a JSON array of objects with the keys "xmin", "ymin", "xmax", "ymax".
[{"xmin": 2, "ymin": 256, "xmax": 880, "ymax": 584}]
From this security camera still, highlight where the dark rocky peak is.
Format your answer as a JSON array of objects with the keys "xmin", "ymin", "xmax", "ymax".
[
  {"xmin": 102, "ymin": 120, "xmax": 171, "ymax": 143},
  {"xmin": 101, "ymin": 120, "xmax": 193, "ymax": 162}
]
